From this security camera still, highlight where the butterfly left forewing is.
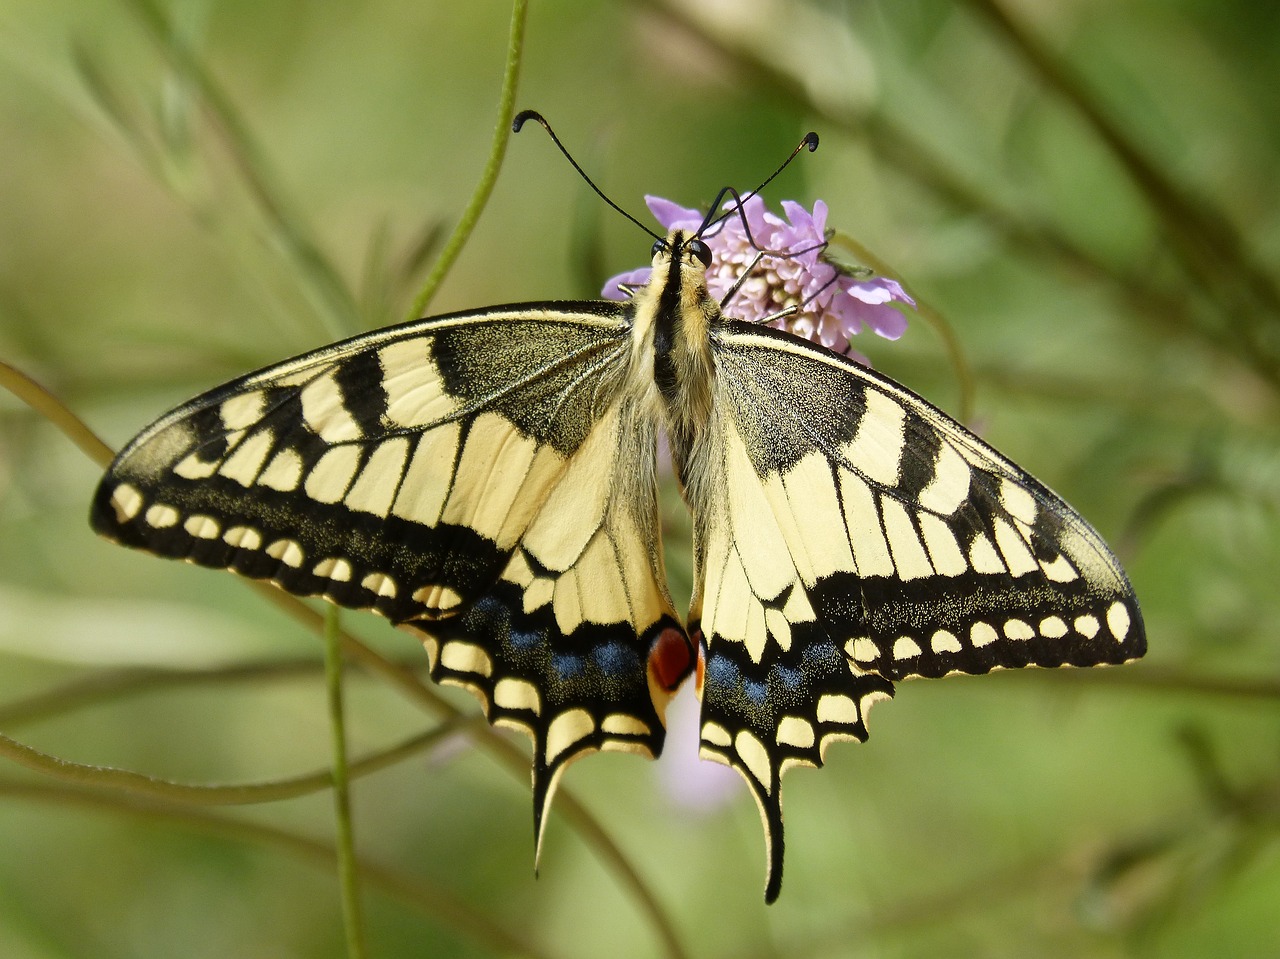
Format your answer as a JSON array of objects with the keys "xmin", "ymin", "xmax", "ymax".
[
  {"xmin": 93, "ymin": 304, "xmax": 692, "ymax": 844},
  {"xmin": 691, "ymin": 319, "xmax": 1145, "ymax": 900}
]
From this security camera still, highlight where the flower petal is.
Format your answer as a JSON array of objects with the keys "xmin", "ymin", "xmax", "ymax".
[
  {"xmin": 646, "ymin": 196, "xmax": 703, "ymax": 231},
  {"xmin": 780, "ymin": 200, "xmax": 816, "ymax": 239},
  {"xmin": 601, "ymin": 267, "xmax": 653, "ymax": 300},
  {"xmin": 843, "ymin": 275, "xmax": 915, "ymax": 307},
  {"xmin": 809, "ymin": 199, "xmax": 828, "ymax": 237}
]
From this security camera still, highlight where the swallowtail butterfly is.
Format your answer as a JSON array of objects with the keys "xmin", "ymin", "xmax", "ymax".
[{"xmin": 91, "ymin": 115, "xmax": 1145, "ymax": 902}]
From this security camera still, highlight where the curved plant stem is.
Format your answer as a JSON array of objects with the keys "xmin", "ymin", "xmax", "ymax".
[
  {"xmin": 0, "ymin": 659, "xmax": 332, "ymax": 729},
  {"xmin": 0, "ymin": 360, "xmax": 113, "ymax": 468},
  {"xmin": 634, "ymin": 0, "xmax": 1280, "ymax": 392},
  {"xmin": 0, "ymin": 782, "xmax": 559, "ymax": 959},
  {"xmin": 262, "ymin": 591, "xmax": 692, "ymax": 959},
  {"xmin": 0, "ymin": 721, "xmax": 474, "ymax": 804},
  {"xmin": 405, "ymin": 0, "xmax": 529, "ymax": 320},
  {"xmin": 963, "ymin": 0, "xmax": 1280, "ymax": 323},
  {"xmin": 324, "ymin": 605, "xmax": 367, "ymax": 959},
  {"xmin": 1018, "ymin": 664, "xmax": 1280, "ymax": 703}
]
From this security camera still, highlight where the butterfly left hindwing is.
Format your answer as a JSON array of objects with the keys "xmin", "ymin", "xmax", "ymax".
[{"xmin": 91, "ymin": 303, "xmax": 695, "ymax": 843}]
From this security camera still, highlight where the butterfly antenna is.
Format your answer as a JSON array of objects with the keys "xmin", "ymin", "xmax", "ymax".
[
  {"xmin": 700, "ymin": 185, "xmax": 828, "ymax": 262},
  {"xmin": 700, "ymin": 132, "xmax": 818, "ymax": 236},
  {"xmin": 513, "ymin": 109, "xmax": 661, "ymax": 241}
]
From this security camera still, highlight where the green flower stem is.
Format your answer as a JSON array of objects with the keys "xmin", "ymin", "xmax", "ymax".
[
  {"xmin": 1016, "ymin": 664, "xmax": 1280, "ymax": 703},
  {"xmin": 964, "ymin": 0, "xmax": 1280, "ymax": 323},
  {"xmin": 0, "ymin": 659, "xmax": 334, "ymax": 729},
  {"xmin": 636, "ymin": 0, "xmax": 1277, "ymax": 389},
  {"xmin": 324, "ymin": 605, "xmax": 367, "ymax": 959},
  {"xmin": 256, "ymin": 585, "xmax": 692, "ymax": 959},
  {"xmin": 405, "ymin": 0, "xmax": 529, "ymax": 320}
]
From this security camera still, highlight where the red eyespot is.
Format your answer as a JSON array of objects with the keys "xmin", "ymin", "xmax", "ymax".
[{"xmin": 648, "ymin": 627, "xmax": 694, "ymax": 691}]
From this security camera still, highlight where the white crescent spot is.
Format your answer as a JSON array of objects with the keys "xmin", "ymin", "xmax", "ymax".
[
  {"xmin": 700, "ymin": 722, "xmax": 732, "ymax": 748},
  {"xmin": 108, "ymin": 483, "xmax": 144, "ymax": 522},
  {"xmin": 183, "ymin": 515, "xmax": 220, "ymax": 540},
  {"xmin": 1107, "ymin": 601, "xmax": 1131, "ymax": 641},
  {"xmin": 494, "ymin": 677, "xmax": 541, "ymax": 714},
  {"xmin": 360, "ymin": 572, "xmax": 398, "ymax": 598},
  {"xmin": 265, "ymin": 539, "xmax": 304, "ymax": 568},
  {"xmin": 1003, "ymin": 619, "xmax": 1035, "ymax": 641},
  {"xmin": 313, "ymin": 557, "xmax": 352, "ymax": 582},
  {"xmin": 893, "ymin": 635, "xmax": 922, "ymax": 660},
  {"xmin": 1039, "ymin": 616, "xmax": 1068, "ymax": 639},
  {"xmin": 223, "ymin": 525, "xmax": 262, "ymax": 550},
  {"xmin": 776, "ymin": 716, "xmax": 816, "ymax": 749},
  {"xmin": 970, "ymin": 621, "xmax": 998, "ymax": 647},
  {"xmin": 602, "ymin": 713, "xmax": 650, "ymax": 737},
  {"xmin": 930, "ymin": 629, "xmax": 962, "ymax": 654},
  {"xmin": 440, "ymin": 640, "xmax": 494, "ymax": 678},
  {"xmin": 816, "ymin": 693, "xmax": 860, "ymax": 725},
  {"xmin": 145, "ymin": 504, "xmax": 180, "ymax": 529}
]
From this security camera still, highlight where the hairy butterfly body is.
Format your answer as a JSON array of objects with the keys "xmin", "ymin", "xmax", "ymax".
[{"xmin": 92, "ymin": 226, "xmax": 1145, "ymax": 902}]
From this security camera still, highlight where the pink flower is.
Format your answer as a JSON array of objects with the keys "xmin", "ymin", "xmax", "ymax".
[{"xmin": 603, "ymin": 196, "xmax": 913, "ymax": 359}]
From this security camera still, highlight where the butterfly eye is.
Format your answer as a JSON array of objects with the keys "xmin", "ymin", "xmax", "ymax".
[
  {"xmin": 689, "ymin": 238, "xmax": 712, "ymax": 268},
  {"xmin": 651, "ymin": 239, "xmax": 668, "ymax": 260}
]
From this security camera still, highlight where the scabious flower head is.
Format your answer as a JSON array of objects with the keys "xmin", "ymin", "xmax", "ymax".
[{"xmin": 603, "ymin": 195, "xmax": 913, "ymax": 360}]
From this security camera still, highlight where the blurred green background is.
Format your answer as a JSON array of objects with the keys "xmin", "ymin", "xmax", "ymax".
[{"xmin": 2, "ymin": 1, "xmax": 1279, "ymax": 957}]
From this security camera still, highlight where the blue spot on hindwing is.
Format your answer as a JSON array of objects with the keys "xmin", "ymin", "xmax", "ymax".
[
  {"xmin": 772, "ymin": 665, "xmax": 802, "ymax": 692},
  {"xmin": 592, "ymin": 640, "xmax": 639, "ymax": 675},
  {"xmin": 552, "ymin": 653, "xmax": 584, "ymax": 679},
  {"xmin": 509, "ymin": 627, "xmax": 541, "ymax": 650},
  {"xmin": 704, "ymin": 651, "xmax": 739, "ymax": 688},
  {"xmin": 466, "ymin": 594, "xmax": 509, "ymax": 632}
]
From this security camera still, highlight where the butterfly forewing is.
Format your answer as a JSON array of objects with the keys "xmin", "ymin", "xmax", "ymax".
[{"xmin": 92, "ymin": 304, "xmax": 692, "ymax": 837}]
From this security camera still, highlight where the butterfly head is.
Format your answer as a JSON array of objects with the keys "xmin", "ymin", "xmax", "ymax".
[{"xmin": 650, "ymin": 230, "xmax": 713, "ymax": 272}]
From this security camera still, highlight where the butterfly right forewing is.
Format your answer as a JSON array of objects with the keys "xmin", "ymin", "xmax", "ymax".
[{"xmin": 686, "ymin": 318, "xmax": 1145, "ymax": 900}]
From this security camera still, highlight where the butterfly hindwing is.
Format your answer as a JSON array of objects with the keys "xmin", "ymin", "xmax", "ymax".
[
  {"xmin": 92, "ymin": 303, "xmax": 692, "ymax": 840},
  {"xmin": 690, "ymin": 320, "xmax": 1145, "ymax": 901}
]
